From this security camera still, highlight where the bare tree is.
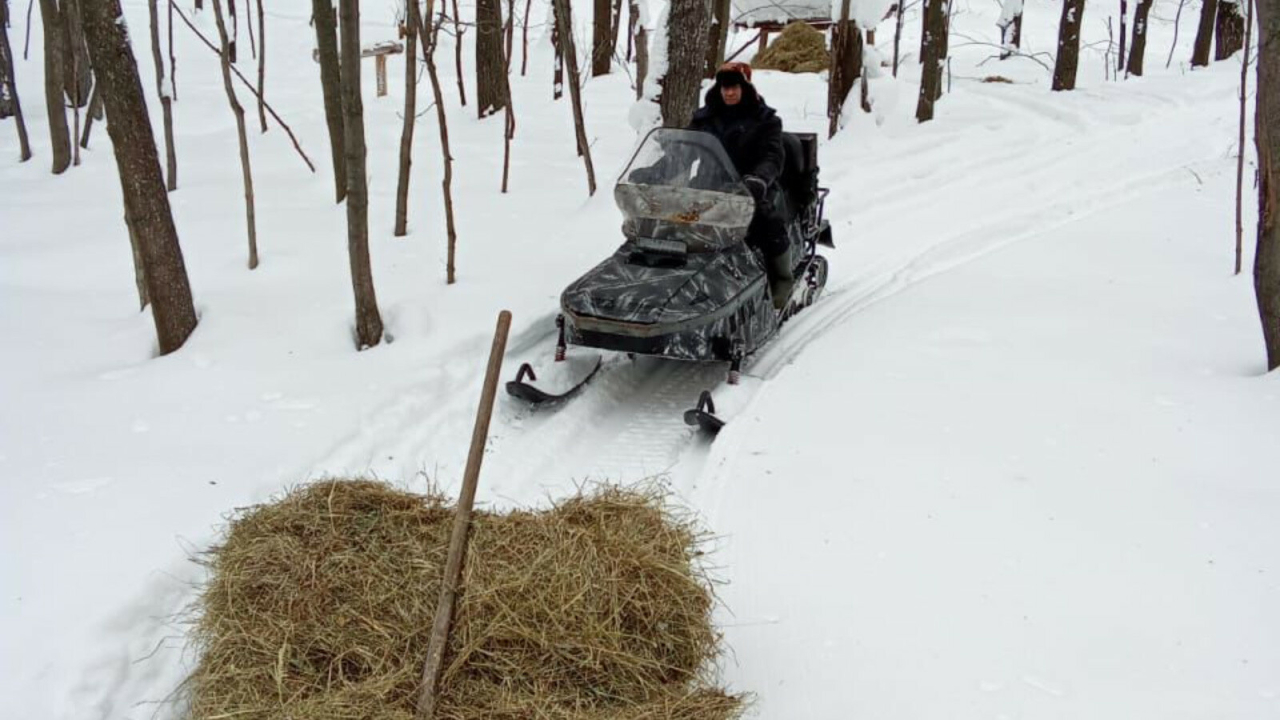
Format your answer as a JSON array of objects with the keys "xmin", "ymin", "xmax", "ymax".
[
  {"xmin": 1052, "ymin": 0, "xmax": 1085, "ymax": 90},
  {"xmin": 38, "ymin": 0, "xmax": 70, "ymax": 173},
  {"xmin": 553, "ymin": 0, "xmax": 597, "ymax": 194},
  {"xmin": 552, "ymin": 8, "xmax": 564, "ymax": 98},
  {"xmin": 829, "ymin": 0, "xmax": 862, "ymax": 137},
  {"xmin": 658, "ymin": 0, "xmax": 709, "ymax": 128},
  {"xmin": 593, "ymin": 0, "xmax": 611, "ymax": 74},
  {"xmin": 476, "ymin": 0, "xmax": 507, "ymax": 117},
  {"xmin": 340, "ymin": 0, "xmax": 383, "ymax": 346},
  {"xmin": 1118, "ymin": 0, "xmax": 1128, "ymax": 70},
  {"xmin": 893, "ymin": 1, "xmax": 905, "ymax": 74},
  {"xmin": 312, "ymin": 0, "xmax": 346, "ymax": 202},
  {"xmin": 62, "ymin": 0, "xmax": 85, "ymax": 166},
  {"xmin": 521, "ymin": 0, "xmax": 531, "ymax": 74},
  {"xmin": 226, "ymin": 0, "xmax": 236, "ymax": 62},
  {"xmin": 1192, "ymin": 0, "xmax": 1217, "ymax": 66},
  {"xmin": 255, "ymin": 0, "xmax": 265, "ymax": 131},
  {"xmin": 80, "ymin": 0, "xmax": 197, "ymax": 354},
  {"xmin": 1126, "ymin": 0, "xmax": 1153, "ymax": 74},
  {"xmin": 212, "ymin": 0, "xmax": 258, "ymax": 269},
  {"xmin": 418, "ymin": 0, "xmax": 459, "ymax": 283},
  {"xmin": 998, "ymin": 0, "xmax": 1024, "ymax": 59},
  {"xmin": 148, "ymin": 0, "xmax": 177, "ymax": 190},
  {"xmin": 452, "ymin": 0, "xmax": 466, "ymax": 106},
  {"xmin": 1, "ymin": 0, "xmax": 33, "ymax": 160},
  {"xmin": 395, "ymin": 0, "xmax": 418, "ymax": 236},
  {"xmin": 1255, "ymin": 0, "xmax": 1280, "ymax": 369},
  {"xmin": 1216, "ymin": 0, "xmax": 1244, "ymax": 59},
  {"xmin": 917, "ymin": 0, "xmax": 945, "ymax": 120},
  {"xmin": 632, "ymin": 0, "xmax": 647, "ymax": 97},
  {"xmin": 1236, "ymin": 0, "xmax": 1253, "ymax": 274},
  {"xmin": 705, "ymin": 0, "xmax": 730, "ymax": 76}
]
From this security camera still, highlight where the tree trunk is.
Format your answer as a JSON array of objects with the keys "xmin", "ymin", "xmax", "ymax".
[
  {"xmin": 552, "ymin": 9, "xmax": 564, "ymax": 98},
  {"xmin": 1127, "ymin": 0, "xmax": 1153, "ymax": 75},
  {"xmin": 1118, "ymin": 0, "xmax": 1128, "ymax": 71},
  {"xmin": 80, "ymin": 0, "xmax": 197, "ymax": 354},
  {"xmin": 452, "ymin": 0, "xmax": 466, "ymax": 106},
  {"xmin": 1256, "ymin": 0, "xmax": 1280, "ymax": 369},
  {"xmin": 592, "ymin": 0, "xmax": 610, "ymax": 75},
  {"xmin": 38, "ymin": 0, "xmax": 70, "ymax": 173},
  {"xmin": 1236, "ymin": 0, "xmax": 1253, "ymax": 274},
  {"xmin": 58, "ymin": 0, "xmax": 90, "ymax": 106},
  {"xmin": 1, "ymin": 0, "xmax": 33, "ymax": 160},
  {"xmin": 1052, "ymin": 0, "xmax": 1085, "ymax": 90},
  {"xmin": 312, "ymin": 0, "xmax": 345, "ymax": 202},
  {"xmin": 256, "ymin": 0, "xmax": 265, "ymax": 131},
  {"xmin": 633, "ymin": 0, "xmax": 647, "ymax": 99},
  {"xmin": 704, "ymin": 0, "xmax": 730, "ymax": 76},
  {"xmin": 893, "ymin": 0, "xmax": 904, "ymax": 74},
  {"xmin": 829, "ymin": 0, "xmax": 861, "ymax": 137},
  {"xmin": 395, "ymin": 0, "xmax": 418, "ymax": 236},
  {"xmin": 917, "ymin": 0, "xmax": 944, "ymax": 120},
  {"xmin": 418, "ymin": 0, "xmax": 459, "ymax": 284},
  {"xmin": 79, "ymin": 78, "xmax": 100, "ymax": 146},
  {"xmin": 168, "ymin": 0, "xmax": 176, "ymax": 101},
  {"xmin": 1192, "ymin": 0, "xmax": 1218, "ymax": 66},
  {"xmin": 999, "ymin": 0, "xmax": 1024, "ymax": 59},
  {"xmin": 339, "ymin": 0, "xmax": 383, "ymax": 348},
  {"xmin": 1216, "ymin": 0, "xmax": 1244, "ymax": 59},
  {"xmin": 505, "ymin": 0, "xmax": 515, "ymax": 70},
  {"xmin": 553, "ymin": 0, "xmax": 596, "ymax": 194},
  {"xmin": 212, "ymin": 0, "xmax": 257, "ymax": 269},
  {"xmin": 226, "ymin": 0, "xmax": 236, "ymax": 62},
  {"xmin": 658, "ymin": 0, "xmax": 709, "ymax": 128},
  {"xmin": 521, "ymin": 0, "xmax": 531, "ymax": 74},
  {"xmin": 147, "ymin": 0, "xmax": 177, "ymax": 190},
  {"xmin": 476, "ymin": 0, "xmax": 507, "ymax": 117}
]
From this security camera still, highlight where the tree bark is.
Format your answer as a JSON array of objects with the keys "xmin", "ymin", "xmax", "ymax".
[
  {"xmin": 592, "ymin": 0, "xmax": 610, "ymax": 75},
  {"xmin": 226, "ymin": 0, "xmax": 236, "ymax": 62},
  {"xmin": 658, "ymin": 0, "xmax": 709, "ymax": 128},
  {"xmin": 552, "ymin": 8, "xmax": 563, "ymax": 98},
  {"xmin": 59, "ymin": 0, "xmax": 90, "ymax": 106},
  {"xmin": 476, "ymin": 0, "xmax": 507, "ymax": 117},
  {"xmin": 418, "ymin": 0, "xmax": 458, "ymax": 284},
  {"xmin": 1192, "ymin": 0, "xmax": 1218, "ymax": 66},
  {"xmin": 1216, "ymin": 0, "xmax": 1244, "ymax": 60},
  {"xmin": 1126, "ymin": 0, "xmax": 1153, "ymax": 75},
  {"xmin": 79, "ymin": 77, "xmax": 100, "ymax": 146},
  {"xmin": 893, "ymin": 0, "xmax": 904, "ymax": 74},
  {"xmin": 256, "ymin": 0, "xmax": 265, "ymax": 131},
  {"xmin": 339, "ymin": 0, "xmax": 383, "ymax": 347},
  {"xmin": 998, "ymin": 0, "xmax": 1024, "ymax": 59},
  {"xmin": 1, "ymin": 0, "xmax": 33, "ymax": 160},
  {"xmin": 38, "ymin": 0, "xmax": 70, "ymax": 173},
  {"xmin": 148, "ymin": 0, "xmax": 177, "ymax": 190},
  {"xmin": 917, "ymin": 0, "xmax": 945, "ymax": 120},
  {"xmin": 829, "ymin": 0, "xmax": 861, "ymax": 137},
  {"xmin": 521, "ymin": 0, "xmax": 531, "ymax": 74},
  {"xmin": 394, "ymin": 0, "xmax": 418, "ymax": 236},
  {"xmin": 212, "ymin": 0, "xmax": 257, "ymax": 269},
  {"xmin": 312, "ymin": 0, "xmax": 346, "ymax": 202},
  {"xmin": 705, "ymin": 0, "xmax": 730, "ymax": 76},
  {"xmin": 1052, "ymin": 0, "xmax": 1085, "ymax": 90},
  {"xmin": 1255, "ymin": 0, "xmax": 1280, "ymax": 369},
  {"xmin": 80, "ymin": 0, "xmax": 197, "ymax": 354},
  {"xmin": 553, "ymin": 0, "xmax": 596, "ymax": 194}
]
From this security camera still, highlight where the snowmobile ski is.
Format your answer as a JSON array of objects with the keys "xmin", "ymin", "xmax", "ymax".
[
  {"xmin": 683, "ymin": 390, "xmax": 726, "ymax": 434},
  {"xmin": 505, "ymin": 355, "xmax": 603, "ymax": 405}
]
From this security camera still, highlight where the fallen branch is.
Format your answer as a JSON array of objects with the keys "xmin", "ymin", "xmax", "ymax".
[{"xmin": 170, "ymin": 1, "xmax": 314, "ymax": 172}]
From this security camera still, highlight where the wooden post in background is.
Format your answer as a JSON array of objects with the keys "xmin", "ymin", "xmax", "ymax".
[{"xmin": 415, "ymin": 310, "xmax": 513, "ymax": 720}]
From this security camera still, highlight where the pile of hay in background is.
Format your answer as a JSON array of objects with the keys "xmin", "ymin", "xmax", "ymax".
[
  {"xmin": 184, "ymin": 480, "xmax": 743, "ymax": 720},
  {"xmin": 752, "ymin": 21, "xmax": 831, "ymax": 73}
]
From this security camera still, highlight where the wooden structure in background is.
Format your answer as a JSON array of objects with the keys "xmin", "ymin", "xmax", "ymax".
[{"xmin": 312, "ymin": 40, "xmax": 404, "ymax": 97}]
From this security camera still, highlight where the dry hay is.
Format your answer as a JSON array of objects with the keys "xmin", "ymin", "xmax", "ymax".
[
  {"xmin": 183, "ymin": 479, "xmax": 743, "ymax": 720},
  {"xmin": 752, "ymin": 21, "xmax": 831, "ymax": 74}
]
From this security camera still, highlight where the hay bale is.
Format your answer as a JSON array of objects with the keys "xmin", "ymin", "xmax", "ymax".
[
  {"xmin": 184, "ymin": 480, "xmax": 743, "ymax": 720},
  {"xmin": 752, "ymin": 21, "xmax": 831, "ymax": 74}
]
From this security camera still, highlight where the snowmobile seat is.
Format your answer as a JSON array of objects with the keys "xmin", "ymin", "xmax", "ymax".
[{"xmin": 779, "ymin": 132, "xmax": 819, "ymax": 213}]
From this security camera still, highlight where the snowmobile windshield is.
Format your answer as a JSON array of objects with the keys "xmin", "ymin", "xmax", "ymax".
[{"xmin": 615, "ymin": 129, "xmax": 755, "ymax": 253}]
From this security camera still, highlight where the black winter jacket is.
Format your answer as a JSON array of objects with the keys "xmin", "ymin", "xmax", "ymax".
[{"xmin": 689, "ymin": 83, "xmax": 785, "ymax": 186}]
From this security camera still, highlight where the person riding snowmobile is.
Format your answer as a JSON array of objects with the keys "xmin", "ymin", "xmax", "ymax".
[{"xmin": 689, "ymin": 61, "xmax": 794, "ymax": 309}]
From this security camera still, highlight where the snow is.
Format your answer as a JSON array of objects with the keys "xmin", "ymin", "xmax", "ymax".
[{"xmin": 2, "ymin": 1, "xmax": 1279, "ymax": 719}]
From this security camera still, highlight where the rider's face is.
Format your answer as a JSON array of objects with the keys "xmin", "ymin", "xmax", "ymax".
[{"xmin": 720, "ymin": 83, "xmax": 742, "ymax": 106}]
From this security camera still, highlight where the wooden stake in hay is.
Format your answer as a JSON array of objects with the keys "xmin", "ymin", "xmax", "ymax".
[
  {"xmin": 183, "ymin": 480, "xmax": 743, "ymax": 720},
  {"xmin": 752, "ymin": 21, "xmax": 831, "ymax": 73}
]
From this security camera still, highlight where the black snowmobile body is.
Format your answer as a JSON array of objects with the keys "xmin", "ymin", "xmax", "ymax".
[
  {"xmin": 560, "ymin": 128, "xmax": 831, "ymax": 365},
  {"xmin": 508, "ymin": 128, "xmax": 832, "ymax": 431}
]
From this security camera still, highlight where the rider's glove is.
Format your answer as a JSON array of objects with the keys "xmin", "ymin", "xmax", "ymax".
[{"xmin": 743, "ymin": 175, "xmax": 770, "ymax": 208}]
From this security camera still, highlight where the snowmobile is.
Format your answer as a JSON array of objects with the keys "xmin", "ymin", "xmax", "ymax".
[{"xmin": 506, "ymin": 127, "xmax": 832, "ymax": 432}]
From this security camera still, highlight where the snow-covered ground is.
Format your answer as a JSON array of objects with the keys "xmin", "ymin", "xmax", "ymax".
[{"xmin": 2, "ymin": 0, "xmax": 1277, "ymax": 718}]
